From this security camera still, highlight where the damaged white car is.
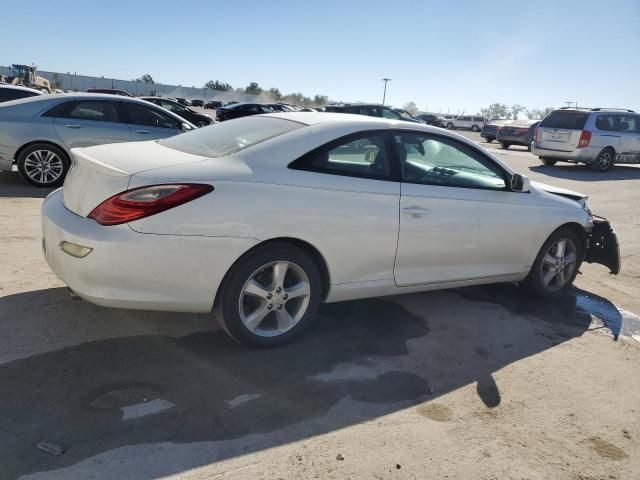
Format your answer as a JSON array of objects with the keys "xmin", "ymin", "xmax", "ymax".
[{"xmin": 41, "ymin": 113, "xmax": 620, "ymax": 346}]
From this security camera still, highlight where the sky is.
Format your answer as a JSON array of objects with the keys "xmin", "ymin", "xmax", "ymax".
[{"xmin": 3, "ymin": 0, "xmax": 639, "ymax": 114}]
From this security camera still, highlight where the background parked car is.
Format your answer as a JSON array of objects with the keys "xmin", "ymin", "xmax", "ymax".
[
  {"xmin": 0, "ymin": 93, "xmax": 196, "ymax": 187},
  {"xmin": 85, "ymin": 88, "xmax": 133, "ymax": 97},
  {"xmin": 532, "ymin": 107, "xmax": 640, "ymax": 172},
  {"xmin": 0, "ymin": 84, "xmax": 43, "ymax": 103},
  {"xmin": 441, "ymin": 114, "xmax": 458, "ymax": 128},
  {"xmin": 496, "ymin": 120, "xmax": 540, "ymax": 150},
  {"xmin": 175, "ymin": 98, "xmax": 192, "ymax": 106},
  {"xmin": 448, "ymin": 115, "xmax": 487, "ymax": 131},
  {"xmin": 481, "ymin": 118, "xmax": 510, "ymax": 143},
  {"xmin": 415, "ymin": 113, "xmax": 445, "ymax": 127},
  {"xmin": 216, "ymin": 103, "xmax": 275, "ymax": 121},
  {"xmin": 191, "ymin": 99, "xmax": 204, "ymax": 107},
  {"xmin": 204, "ymin": 100, "xmax": 225, "ymax": 109},
  {"xmin": 141, "ymin": 97, "xmax": 213, "ymax": 127},
  {"xmin": 325, "ymin": 103, "xmax": 421, "ymax": 123}
]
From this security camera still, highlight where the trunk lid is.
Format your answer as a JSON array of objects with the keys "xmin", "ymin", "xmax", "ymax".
[
  {"xmin": 62, "ymin": 141, "xmax": 206, "ymax": 217},
  {"xmin": 536, "ymin": 110, "xmax": 589, "ymax": 152}
]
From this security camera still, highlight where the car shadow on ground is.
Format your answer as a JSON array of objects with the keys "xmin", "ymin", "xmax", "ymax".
[
  {"xmin": 0, "ymin": 284, "xmax": 624, "ymax": 478},
  {"xmin": 529, "ymin": 164, "xmax": 640, "ymax": 181},
  {"xmin": 0, "ymin": 172, "xmax": 53, "ymax": 198}
]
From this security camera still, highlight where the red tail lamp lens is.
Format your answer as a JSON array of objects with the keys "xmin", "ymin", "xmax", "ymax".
[{"xmin": 88, "ymin": 184, "xmax": 213, "ymax": 225}]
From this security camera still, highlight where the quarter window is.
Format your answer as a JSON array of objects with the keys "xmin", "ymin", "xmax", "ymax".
[
  {"xmin": 290, "ymin": 134, "xmax": 391, "ymax": 180},
  {"xmin": 394, "ymin": 133, "xmax": 506, "ymax": 190}
]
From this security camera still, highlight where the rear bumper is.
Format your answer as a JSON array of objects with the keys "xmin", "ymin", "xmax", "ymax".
[
  {"xmin": 41, "ymin": 189, "xmax": 258, "ymax": 313},
  {"xmin": 531, "ymin": 144, "xmax": 600, "ymax": 163},
  {"xmin": 497, "ymin": 134, "xmax": 530, "ymax": 145},
  {"xmin": 585, "ymin": 217, "xmax": 621, "ymax": 274}
]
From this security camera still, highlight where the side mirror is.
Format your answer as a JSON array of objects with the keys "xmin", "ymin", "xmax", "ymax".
[
  {"xmin": 511, "ymin": 173, "xmax": 530, "ymax": 192},
  {"xmin": 181, "ymin": 122, "xmax": 192, "ymax": 132}
]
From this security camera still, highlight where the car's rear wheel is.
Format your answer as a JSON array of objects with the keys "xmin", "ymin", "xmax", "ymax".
[
  {"xmin": 523, "ymin": 227, "xmax": 583, "ymax": 297},
  {"xmin": 215, "ymin": 243, "xmax": 321, "ymax": 347},
  {"xmin": 540, "ymin": 157, "xmax": 557, "ymax": 166},
  {"xmin": 591, "ymin": 148, "xmax": 615, "ymax": 172},
  {"xmin": 447, "ymin": 122, "xmax": 454, "ymax": 129},
  {"xmin": 471, "ymin": 125, "xmax": 480, "ymax": 132},
  {"xmin": 501, "ymin": 142, "xmax": 511, "ymax": 149},
  {"xmin": 485, "ymin": 137, "xmax": 495, "ymax": 143},
  {"xmin": 17, "ymin": 143, "xmax": 69, "ymax": 188}
]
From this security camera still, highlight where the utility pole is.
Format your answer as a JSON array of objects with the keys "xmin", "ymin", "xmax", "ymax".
[{"xmin": 382, "ymin": 78, "xmax": 391, "ymax": 105}]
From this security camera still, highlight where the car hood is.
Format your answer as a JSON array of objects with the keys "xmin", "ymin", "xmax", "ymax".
[{"xmin": 532, "ymin": 181, "xmax": 587, "ymax": 201}]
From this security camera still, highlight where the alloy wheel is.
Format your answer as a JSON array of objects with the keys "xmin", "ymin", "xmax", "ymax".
[
  {"xmin": 598, "ymin": 151, "xmax": 612, "ymax": 170},
  {"xmin": 540, "ymin": 238, "xmax": 578, "ymax": 292},
  {"xmin": 238, "ymin": 261, "xmax": 311, "ymax": 337},
  {"xmin": 23, "ymin": 150, "xmax": 64, "ymax": 185}
]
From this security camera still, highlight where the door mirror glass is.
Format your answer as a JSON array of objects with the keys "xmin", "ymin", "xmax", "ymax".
[{"xmin": 511, "ymin": 173, "xmax": 530, "ymax": 192}]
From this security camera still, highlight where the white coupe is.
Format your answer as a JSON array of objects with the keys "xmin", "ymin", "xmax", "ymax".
[{"xmin": 41, "ymin": 113, "xmax": 620, "ymax": 346}]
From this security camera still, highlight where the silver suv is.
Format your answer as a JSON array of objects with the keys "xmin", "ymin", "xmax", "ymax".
[{"xmin": 532, "ymin": 107, "xmax": 640, "ymax": 172}]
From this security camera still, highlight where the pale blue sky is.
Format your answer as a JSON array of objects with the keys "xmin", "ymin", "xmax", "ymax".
[{"xmin": 4, "ymin": 0, "xmax": 639, "ymax": 113}]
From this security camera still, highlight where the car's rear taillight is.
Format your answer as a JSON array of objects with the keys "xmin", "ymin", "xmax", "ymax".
[
  {"xmin": 533, "ymin": 127, "xmax": 538, "ymax": 143},
  {"xmin": 88, "ymin": 184, "xmax": 214, "ymax": 226},
  {"xmin": 578, "ymin": 130, "xmax": 592, "ymax": 148}
]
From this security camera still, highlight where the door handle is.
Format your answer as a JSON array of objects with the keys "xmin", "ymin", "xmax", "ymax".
[
  {"xmin": 64, "ymin": 124, "xmax": 82, "ymax": 129},
  {"xmin": 403, "ymin": 206, "xmax": 430, "ymax": 218},
  {"xmin": 135, "ymin": 130, "xmax": 151, "ymax": 134}
]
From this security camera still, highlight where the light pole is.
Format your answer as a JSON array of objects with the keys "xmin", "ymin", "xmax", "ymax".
[{"xmin": 382, "ymin": 78, "xmax": 391, "ymax": 105}]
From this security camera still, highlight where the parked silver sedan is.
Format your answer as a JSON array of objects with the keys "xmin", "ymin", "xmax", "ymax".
[{"xmin": 0, "ymin": 94, "xmax": 196, "ymax": 187}]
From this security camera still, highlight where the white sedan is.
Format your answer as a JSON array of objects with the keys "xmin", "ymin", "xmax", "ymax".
[{"xmin": 41, "ymin": 113, "xmax": 620, "ymax": 346}]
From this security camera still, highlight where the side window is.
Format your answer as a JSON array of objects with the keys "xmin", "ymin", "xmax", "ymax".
[
  {"xmin": 290, "ymin": 134, "xmax": 391, "ymax": 180},
  {"xmin": 381, "ymin": 108, "xmax": 401, "ymax": 119},
  {"xmin": 394, "ymin": 133, "xmax": 506, "ymax": 190},
  {"xmin": 63, "ymin": 100, "xmax": 118, "ymax": 122},
  {"xmin": 596, "ymin": 115, "xmax": 615, "ymax": 131},
  {"xmin": 160, "ymin": 100, "xmax": 187, "ymax": 115},
  {"xmin": 616, "ymin": 115, "xmax": 637, "ymax": 133},
  {"xmin": 123, "ymin": 103, "xmax": 180, "ymax": 129}
]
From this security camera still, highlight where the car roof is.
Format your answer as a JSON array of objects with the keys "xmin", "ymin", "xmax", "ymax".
[{"xmin": 0, "ymin": 84, "xmax": 44, "ymax": 95}]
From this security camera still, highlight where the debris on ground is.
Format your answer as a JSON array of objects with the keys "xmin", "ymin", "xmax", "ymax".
[{"xmin": 336, "ymin": 453, "xmax": 344, "ymax": 461}]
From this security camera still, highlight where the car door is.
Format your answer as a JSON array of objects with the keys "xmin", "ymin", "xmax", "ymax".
[
  {"xmin": 288, "ymin": 131, "xmax": 400, "ymax": 284},
  {"xmin": 120, "ymin": 101, "xmax": 184, "ymax": 141},
  {"xmin": 616, "ymin": 114, "xmax": 640, "ymax": 164},
  {"xmin": 392, "ymin": 131, "xmax": 542, "ymax": 286},
  {"xmin": 52, "ymin": 99, "xmax": 131, "ymax": 149}
]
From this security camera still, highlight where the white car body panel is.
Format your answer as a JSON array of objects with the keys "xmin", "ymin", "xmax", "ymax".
[{"xmin": 41, "ymin": 113, "xmax": 593, "ymax": 313}]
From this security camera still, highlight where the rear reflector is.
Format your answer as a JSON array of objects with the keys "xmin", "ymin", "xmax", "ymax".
[
  {"xmin": 88, "ymin": 184, "xmax": 213, "ymax": 225},
  {"xmin": 578, "ymin": 130, "xmax": 592, "ymax": 148},
  {"xmin": 60, "ymin": 241, "xmax": 93, "ymax": 258}
]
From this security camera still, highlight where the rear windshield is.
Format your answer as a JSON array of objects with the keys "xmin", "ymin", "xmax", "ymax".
[
  {"xmin": 158, "ymin": 116, "xmax": 304, "ymax": 158},
  {"xmin": 540, "ymin": 111, "xmax": 588, "ymax": 130}
]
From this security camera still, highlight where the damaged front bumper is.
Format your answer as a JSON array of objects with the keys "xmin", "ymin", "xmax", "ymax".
[{"xmin": 585, "ymin": 217, "xmax": 621, "ymax": 274}]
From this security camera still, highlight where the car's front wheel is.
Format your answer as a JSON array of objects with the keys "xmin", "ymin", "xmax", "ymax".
[
  {"xmin": 471, "ymin": 125, "xmax": 480, "ymax": 132},
  {"xmin": 447, "ymin": 122, "xmax": 454, "ymax": 129},
  {"xmin": 215, "ymin": 243, "xmax": 321, "ymax": 347},
  {"xmin": 17, "ymin": 143, "xmax": 69, "ymax": 188},
  {"xmin": 501, "ymin": 142, "xmax": 511, "ymax": 149},
  {"xmin": 485, "ymin": 137, "xmax": 495, "ymax": 143},
  {"xmin": 523, "ymin": 227, "xmax": 583, "ymax": 297}
]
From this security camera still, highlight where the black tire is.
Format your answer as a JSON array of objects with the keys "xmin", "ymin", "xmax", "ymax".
[
  {"xmin": 522, "ymin": 227, "xmax": 583, "ymax": 298},
  {"xmin": 485, "ymin": 137, "xmax": 495, "ymax": 143},
  {"xmin": 447, "ymin": 122, "xmax": 454, "ymax": 129},
  {"xmin": 17, "ymin": 143, "xmax": 70, "ymax": 188},
  {"xmin": 540, "ymin": 157, "xmax": 557, "ymax": 166},
  {"xmin": 590, "ymin": 148, "xmax": 615, "ymax": 172},
  {"xmin": 471, "ymin": 125, "xmax": 480, "ymax": 132},
  {"xmin": 500, "ymin": 142, "xmax": 511, "ymax": 149},
  {"xmin": 214, "ymin": 243, "xmax": 322, "ymax": 347}
]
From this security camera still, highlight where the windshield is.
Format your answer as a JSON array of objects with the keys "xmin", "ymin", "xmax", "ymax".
[{"xmin": 159, "ymin": 116, "xmax": 304, "ymax": 158}]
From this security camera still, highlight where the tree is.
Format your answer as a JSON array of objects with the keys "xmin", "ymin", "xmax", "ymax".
[
  {"xmin": 510, "ymin": 104, "xmax": 526, "ymax": 120},
  {"xmin": 480, "ymin": 103, "xmax": 510, "ymax": 120},
  {"xmin": 269, "ymin": 87, "xmax": 283, "ymax": 101},
  {"xmin": 313, "ymin": 94, "xmax": 329, "ymax": 106},
  {"xmin": 205, "ymin": 80, "xmax": 232, "ymax": 91},
  {"xmin": 402, "ymin": 102, "xmax": 418, "ymax": 115},
  {"xmin": 245, "ymin": 82, "xmax": 262, "ymax": 95},
  {"xmin": 527, "ymin": 107, "xmax": 554, "ymax": 119},
  {"xmin": 135, "ymin": 74, "xmax": 155, "ymax": 84}
]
